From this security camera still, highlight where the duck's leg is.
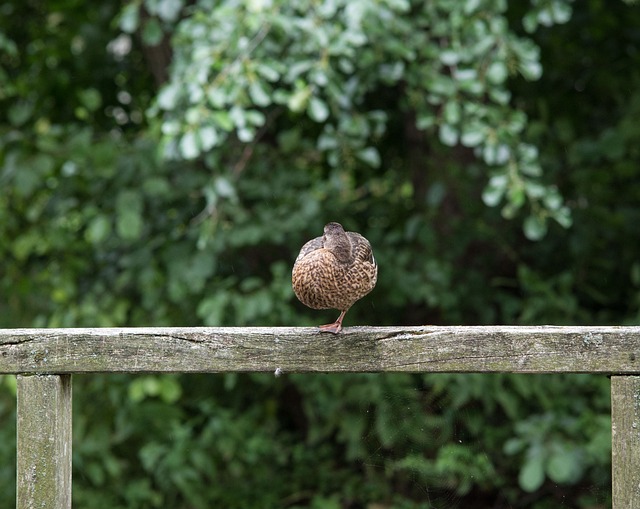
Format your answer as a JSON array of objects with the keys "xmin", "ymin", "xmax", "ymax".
[{"xmin": 318, "ymin": 310, "xmax": 348, "ymax": 334}]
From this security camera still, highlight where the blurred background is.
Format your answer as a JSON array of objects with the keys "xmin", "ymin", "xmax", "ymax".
[{"xmin": 1, "ymin": 0, "xmax": 639, "ymax": 507}]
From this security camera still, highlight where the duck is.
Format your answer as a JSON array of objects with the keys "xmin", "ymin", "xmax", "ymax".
[{"xmin": 292, "ymin": 222, "xmax": 378, "ymax": 333}]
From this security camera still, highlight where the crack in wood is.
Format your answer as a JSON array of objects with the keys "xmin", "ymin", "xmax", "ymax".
[{"xmin": 134, "ymin": 333, "xmax": 203, "ymax": 343}]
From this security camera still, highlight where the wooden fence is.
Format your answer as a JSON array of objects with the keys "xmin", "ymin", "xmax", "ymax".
[{"xmin": 1, "ymin": 326, "xmax": 639, "ymax": 508}]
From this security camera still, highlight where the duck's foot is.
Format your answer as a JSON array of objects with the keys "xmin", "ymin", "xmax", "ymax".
[
  {"xmin": 318, "ymin": 310, "xmax": 347, "ymax": 334},
  {"xmin": 318, "ymin": 322, "xmax": 342, "ymax": 334}
]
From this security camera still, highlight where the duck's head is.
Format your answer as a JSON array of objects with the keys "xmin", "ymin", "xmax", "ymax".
[
  {"xmin": 323, "ymin": 222, "xmax": 345, "ymax": 236},
  {"xmin": 323, "ymin": 222, "xmax": 350, "ymax": 262}
]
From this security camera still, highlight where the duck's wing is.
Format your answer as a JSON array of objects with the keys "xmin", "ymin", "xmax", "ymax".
[
  {"xmin": 347, "ymin": 232, "xmax": 376, "ymax": 267},
  {"xmin": 294, "ymin": 236, "xmax": 324, "ymax": 263}
]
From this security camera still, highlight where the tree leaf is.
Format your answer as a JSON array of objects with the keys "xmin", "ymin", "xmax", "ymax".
[
  {"xmin": 519, "ymin": 454, "xmax": 545, "ymax": 492},
  {"xmin": 439, "ymin": 123, "xmax": 459, "ymax": 146},
  {"xmin": 288, "ymin": 87, "xmax": 311, "ymax": 112},
  {"xmin": 156, "ymin": 0, "xmax": 184, "ymax": 22},
  {"xmin": 119, "ymin": 3, "xmax": 140, "ymax": 33},
  {"xmin": 461, "ymin": 126, "xmax": 485, "ymax": 147},
  {"xmin": 8, "ymin": 101, "xmax": 33, "ymax": 126},
  {"xmin": 198, "ymin": 126, "xmax": 219, "ymax": 150},
  {"xmin": 142, "ymin": 18, "xmax": 164, "ymax": 46},
  {"xmin": 523, "ymin": 214, "xmax": 548, "ymax": 241},
  {"xmin": 249, "ymin": 81, "xmax": 271, "ymax": 107},
  {"xmin": 547, "ymin": 449, "xmax": 582, "ymax": 484},
  {"xmin": 357, "ymin": 147, "xmax": 381, "ymax": 168},
  {"xmin": 482, "ymin": 183, "xmax": 505, "ymax": 207},
  {"xmin": 85, "ymin": 215, "xmax": 112, "ymax": 244},
  {"xmin": 308, "ymin": 97, "xmax": 330, "ymax": 122},
  {"xmin": 179, "ymin": 131, "xmax": 200, "ymax": 159},
  {"xmin": 78, "ymin": 88, "xmax": 102, "ymax": 112},
  {"xmin": 486, "ymin": 61, "xmax": 508, "ymax": 84},
  {"xmin": 116, "ymin": 190, "xmax": 144, "ymax": 240}
]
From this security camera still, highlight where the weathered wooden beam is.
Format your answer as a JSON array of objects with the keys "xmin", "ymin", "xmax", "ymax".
[
  {"xmin": 16, "ymin": 374, "xmax": 72, "ymax": 509},
  {"xmin": 611, "ymin": 375, "xmax": 640, "ymax": 509},
  {"xmin": 1, "ymin": 326, "xmax": 639, "ymax": 374}
]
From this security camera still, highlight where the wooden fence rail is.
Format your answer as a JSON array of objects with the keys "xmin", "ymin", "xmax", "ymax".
[{"xmin": 1, "ymin": 326, "xmax": 639, "ymax": 508}]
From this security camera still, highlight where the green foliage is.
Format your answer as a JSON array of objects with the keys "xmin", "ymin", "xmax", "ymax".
[
  {"xmin": 139, "ymin": 0, "xmax": 574, "ymax": 236},
  {"xmin": 0, "ymin": 376, "xmax": 16, "ymax": 504},
  {"xmin": 1, "ymin": 0, "xmax": 640, "ymax": 507},
  {"xmin": 0, "ymin": 372, "xmax": 611, "ymax": 508}
]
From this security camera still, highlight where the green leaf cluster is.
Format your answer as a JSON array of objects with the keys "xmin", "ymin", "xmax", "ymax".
[{"xmin": 143, "ymin": 0, "xmax": 574, "ymax": 236}]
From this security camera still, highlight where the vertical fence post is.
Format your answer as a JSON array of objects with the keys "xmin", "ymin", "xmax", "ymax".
[
  {"xmin": 611, "ymin": 375, "xmax": 640, "ymax": 509},
  {"xmin": 16, "ymin": 374, "xmax": 72, "ymax": 509}
]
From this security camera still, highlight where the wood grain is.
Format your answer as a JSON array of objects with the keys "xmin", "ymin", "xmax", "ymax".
[
  {"xmin": 1, "ymin": 326, "xmax": 639, "ymax": 374},
  {"xmin": 611, "ymin": 376, "xmax": 640, "ymax": 509},
  {"xmin": 16, "ymin": 374, "xmax": 72, "ymax": 509}
]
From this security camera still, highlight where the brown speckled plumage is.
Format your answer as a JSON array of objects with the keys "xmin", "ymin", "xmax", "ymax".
[{"xmin": 292, "ymin": 222, "xmax": 377, "ymax": 333}]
